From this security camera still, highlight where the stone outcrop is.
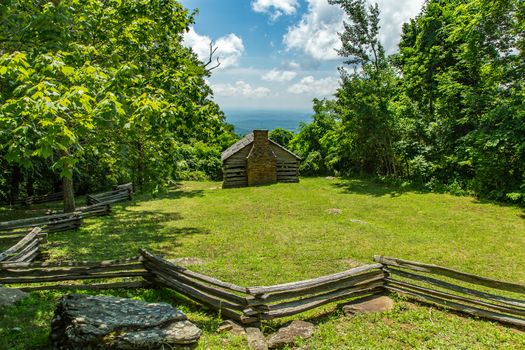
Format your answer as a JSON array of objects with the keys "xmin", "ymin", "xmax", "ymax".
[
  {"xmin": 50, "ymin": 294, "xmax": 201, "ymax": 349},
  {"xmin": 0, "ymin": 287, "xmax": 29, "ymax": 307},
  {"xmin": 343, "ymin": 295, "xmax": 394, "ymax": 316},
  {"xmin": 267, "ymin": 320, "xmax": 315, "ymax": 349},
  {"xmin": 246, "ymin": 327, "xmax": 268, "ymax": 350}
]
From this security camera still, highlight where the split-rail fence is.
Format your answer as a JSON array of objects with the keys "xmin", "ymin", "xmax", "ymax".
[{"xmin": 1, "ymin": 249, "xmax": 523, "ymax": 328}]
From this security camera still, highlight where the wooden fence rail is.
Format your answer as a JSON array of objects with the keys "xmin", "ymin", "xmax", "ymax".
[
  {"xmin": 374, "ymin": 256, "xmax": 525, "ymax": 328},
  {"xmin": 86, "ymin": 183, "xmax": 133, "ymax": 206},
  {"xmin": 0, "ymin": 255, "xmax": 150, "ymax": 292},
  {"xmin": 0, "ymin": 183, "xmax": 133, "ymax": 235},
  {"xmin": 1, "ymin": 249, "xmax": 524, "ymax": 328},
  {"xmin": 0, "ymin": 227, "xmax": 47, "ymax": 264},
  {"xmin": 140, "ymin": 249, "xmax": 384, "ymax": 324}
]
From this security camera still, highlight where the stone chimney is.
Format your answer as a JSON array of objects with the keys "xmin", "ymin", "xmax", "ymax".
[{"xmin": 247, "ymin": 130, "xmax": 277, "ymax": 186}]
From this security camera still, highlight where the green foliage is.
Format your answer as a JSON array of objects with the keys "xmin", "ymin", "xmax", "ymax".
[
  {"xmin": 293, "ymin": 0, "xmax": 524, "ymax": 203},
  {"xmin": 0, "ymin": 0, "xmax": 235, "ymax": 200},
  {"xmin": 268, "ymin": 128, "xmax": 294, "ymax": 148}
]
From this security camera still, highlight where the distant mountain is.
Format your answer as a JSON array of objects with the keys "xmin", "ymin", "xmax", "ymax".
[{"xmin": 224, "ymin": 109, "xmax": 312, "ymax": 136}]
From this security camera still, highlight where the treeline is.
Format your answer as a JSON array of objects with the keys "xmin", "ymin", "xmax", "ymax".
[
  {"xmin": 0, "ymin": 0, "xmax": 236, "ymax": 208},
  {"xmin": 285, "ymin": 0, "xmax": 524, "ymax": 204}
]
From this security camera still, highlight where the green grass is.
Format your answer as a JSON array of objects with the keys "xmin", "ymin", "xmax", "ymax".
[{"xmin": 1, "ymin": 177, "xmax": 524, "ymax": 349}]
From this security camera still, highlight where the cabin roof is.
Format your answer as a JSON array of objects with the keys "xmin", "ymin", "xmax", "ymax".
[{"xmin": 221, "ymin": 131, "xmax": 301, "ymax": 161}]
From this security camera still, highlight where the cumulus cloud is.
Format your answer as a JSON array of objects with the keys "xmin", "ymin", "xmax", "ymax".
[
  {"xmin": 283, "ymin": 0, "xmax": 344, "ymax": 61},
  {"xmin": 212, "ymin": 81, "xmax": 271, "ymax": 98},
  {"xmin": 287, "ymin": 75, "xmax": 339, "ymax": 96},
  {"xmin": 252, "ymin": 0, "xmax": 299, "ymax": 20},
  {"xmin": 183, "ymin": 28, "xmax": 244, "ymax": 69},
  {"xmin": 283, "ymin": 0, "xmax": 424, "ymax": 61},
  {"xmin": 262, "ymin": 69, "xmax": 298, "ymax": 82}
]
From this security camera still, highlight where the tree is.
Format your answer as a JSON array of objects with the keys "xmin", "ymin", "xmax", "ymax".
[
  {"xmin": 0, "ymin": 0, "xmax": 235, "ymax": 208},
  {"xmin": 329, "ymin": 0, "xmax": 399, "ymax": 176},
  {"xmin": 269, "ymin": 128, "xmax": 295, "ymax": 148}
]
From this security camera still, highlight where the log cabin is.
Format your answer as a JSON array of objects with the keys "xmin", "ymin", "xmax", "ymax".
[{"xmin": 221, "ymin": 130, "xmax": 300, "ymax": 188}]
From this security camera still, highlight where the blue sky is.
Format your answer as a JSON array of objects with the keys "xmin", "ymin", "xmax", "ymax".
[{"xmin": 181, "ymin": 0, "xmax": 424, "ymax": 111}]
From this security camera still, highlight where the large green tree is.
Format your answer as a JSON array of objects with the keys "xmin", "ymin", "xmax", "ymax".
[{"xmin": 0, "ymin": 0, "xmax": 235, "ymax": 209}]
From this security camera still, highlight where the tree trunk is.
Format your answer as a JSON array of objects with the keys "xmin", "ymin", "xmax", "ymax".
[
  {"xmin": 9, "ymin": 165, "xmax": 22, "ymax": 205},
  {"xmin": 63, "ymin": 176, "xmax": 75, "ymax": 213}
]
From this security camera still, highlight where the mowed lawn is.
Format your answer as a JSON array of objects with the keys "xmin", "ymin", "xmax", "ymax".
[{"xmin": 1, "ymin": 177, "xmax": 524, "ymax": 349}]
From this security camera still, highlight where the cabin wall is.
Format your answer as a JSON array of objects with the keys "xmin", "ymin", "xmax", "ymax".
[
  {"xmin": 222, "ymin": 145, "xmax": 251, "ymax": 188},
  {"xmin": 270, "ymin": 144, "xmax": 300, "ymax": 183}
]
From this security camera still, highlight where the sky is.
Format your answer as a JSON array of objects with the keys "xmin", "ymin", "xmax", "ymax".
[{"xmin": 180, "ymin": 0, "xmax": 424, "ymax": 112}]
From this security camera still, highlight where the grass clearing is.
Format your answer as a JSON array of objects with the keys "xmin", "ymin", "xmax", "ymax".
[{"xmin": 1, "ymin": 177, "xmax": 524, "ymax": 349}]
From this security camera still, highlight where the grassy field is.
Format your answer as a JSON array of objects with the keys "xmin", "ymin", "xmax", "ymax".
[{"xmin": 1, "ymin": 177, "xmax": 524, "ymax": 349}]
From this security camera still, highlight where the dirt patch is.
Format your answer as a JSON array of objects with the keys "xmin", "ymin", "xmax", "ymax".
[
  {"xmin": 169, "ymin": 257, "xmax": 205, "ymax": 266},
  {"xmin": 339, "ymin": 258, "xmax": 364, "ymax": 268},
  {"xmin": 326, "ymin": 208, "xmax": 342, "ymax": 215}
]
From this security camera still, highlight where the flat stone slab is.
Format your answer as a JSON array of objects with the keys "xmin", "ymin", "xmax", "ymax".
[
  {"xmin": 0, "ymin": 287, "xmax": 29, "ymax": 307},
  {"xmin": 50, "ymin": 294, "xmax": 201, "ymax": 349},
  {"xmin": 217, "ymin": 320, "xmax": 246, "ymax": 336},
  {"xmin": 267, "ymin": 320, "xmax": 314, "ymax": 349},
  {"xmin": 246, "ymin": 327, "xmax": 268, "ymax": 350},
  {"xmin": 343, "ymin": 295, "xmax": 394, "ymax": 316}
]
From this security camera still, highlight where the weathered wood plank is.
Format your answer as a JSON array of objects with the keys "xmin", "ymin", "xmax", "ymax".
[
  {"xmin": 375, "ymin": 256, "xmax": 525, "ymax": 294},
  {"xmin": 140, "ymin": 249, "xmax": 248, "ymax": 293},
  {"xmin": 0, "ymin": 255, "xmax": 142, "ymax": 269},
  {"xmin": 143, "ymin": 261, "xmax": 249, "ymax": 306},
  {"xmin": 247, "ymin": 263, "xmax": 383, "ymax": 295},
  {"xmin": 248, "ymin": 270, "xmax": 385, "ymax": 306},
  {"xmin": 386, "ymin": 279, "xmax": 525, "ymax": 317},
  {"xmin": 0, "ymin": 262, "xmax": 146, "ymax": 277},
  {"xmin": 0, "ymin": 228, "xmax": 43, "ymax": 261},
  {"xmin": 387, "ymin": 268, "xmax": 525, "ymax": 309},
  {"xmin": 0, "ymin": 271, "xmax": 149, "ymax": 284},
  {"xmin": 18, "ymin": 281, "xmax": 148, "ymax": 292},
  {"xmin": 152, "ymin": 272, "xmax": 258, "ymax": 323},
  {"xmin": 386, "ymin": 285, "xmax": 525, "ymax": 328},
  {"xmin": 150, "ymin": 268, "xmax": 245, "ymax": 312},
  {"xmin": 258, "ymin": 286, "xmax": 384, "ymax": 320}
]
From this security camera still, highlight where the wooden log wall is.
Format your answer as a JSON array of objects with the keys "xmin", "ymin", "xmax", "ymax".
[
  {"xmin": 0, "ymin": 256, "xmax": 150, "ymax": 292},
  {"xmin": 0, "ymin": 227, "xmax": 47, "ymax": 264},
  {"xmin": 374, "ymin": 256, "xmax": 525, "ymax": 328},
  {"xmin": 140, "ymin": 249, "xmax": 384, "ymax": 324}
]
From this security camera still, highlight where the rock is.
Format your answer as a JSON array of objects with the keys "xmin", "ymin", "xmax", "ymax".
[
  {"xmin": 50, "ymin": 294, "xmax": 201, "ymax": 349},
  {"xmin": 0, "ymin": 287, "xmax": 29, "ymax": 307},
  {"xmin": 267, "ymin": 320, "xmax": 314, "ymax": 349},
  {"xmin": 343, "ymin": 295, "xmax": 394, "ymax": 316},
  {"xmin": 349, "ymin": 219, "xmax": 369, "ymax": 225},
  {"xmin": 169, "ymin": 257, "xmax": 205, "ymax": 266},
  {"xmin": 326, "ymin": 208, "xmax": 342, "ymax": 215},
  {"xmin": 217, "ymin": 320, "xmax": 246, "ymax": 336},
  {"xmin": 246, "ymin": 327, "xmax": 268, "ymax": 350}
]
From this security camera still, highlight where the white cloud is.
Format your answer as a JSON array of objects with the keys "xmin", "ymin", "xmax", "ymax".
[
  {"xmin": 183, "ymin": 28, "xmax": 244, "ymax": 69},
  {"xmin": 212, "ymin": 81, "xmax": 271, "ymax": 98},
  {"xmin": 283, "ymin": 0, "xmax": 424, "ymax": 61},
  {"xmin": 262, "ymin": 69, "xmax": 298, "ymax": 82},
  {"xmin": 287, "ymin": 75, "xmax": 339, "ymax": 96},
  {"xmin": 252, "ymin": 0, "xmax": 299, "ymax": 20},
  {"xmin": 283, "ymin": 0, "xmax": 344, "ymax": 61}
]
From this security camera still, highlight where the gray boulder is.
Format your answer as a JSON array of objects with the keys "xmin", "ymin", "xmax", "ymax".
[
  {"xmin": 0, "ymin": 287, "xmax": 28, "ymax": 307},
  {"xmin": 343, "ymin": 295, "xmax": 394, "ymax": 316},
  {"xmin": 50, "ymin": 294, "xmax": 201, "ymax": 349},
  {"xmin": 267, "ymin": 320, "xmax": 314, "ymax": 349}
]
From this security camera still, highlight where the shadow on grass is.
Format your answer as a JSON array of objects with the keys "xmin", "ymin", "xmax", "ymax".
[
  {"xmin": 48, "ymin": 208, "xmax": 210, "ymax": 260},
  {"xmin": 332, "ymin": 178, "xmax": 411, "ymax": 198}
]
